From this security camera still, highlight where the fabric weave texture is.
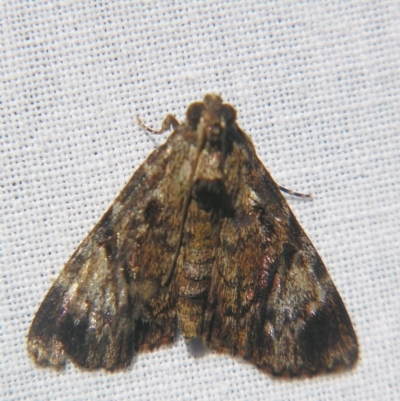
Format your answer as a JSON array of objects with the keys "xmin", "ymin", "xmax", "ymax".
[{"xmin": 1, "ymin": 1, "xmax": 399, "ymax": 400}]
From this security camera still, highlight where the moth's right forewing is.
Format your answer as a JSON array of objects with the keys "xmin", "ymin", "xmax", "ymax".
[
  {"xmin": 28, "ymin": 127, "xmax": 192, "ymax": 370},
  {"xmin": 203, "ymin": 128, "xmax": 358, "ymax": 377}
]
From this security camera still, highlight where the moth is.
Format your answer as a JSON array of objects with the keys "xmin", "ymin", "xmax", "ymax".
[{"xmin": 28, "ymin": 94, "xmax": 358, "ymax": 377}]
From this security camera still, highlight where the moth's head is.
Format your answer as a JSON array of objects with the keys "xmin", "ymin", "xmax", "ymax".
[{"xmin": 186, "ymin": 94, "xmax": 237, "ymax": 144}]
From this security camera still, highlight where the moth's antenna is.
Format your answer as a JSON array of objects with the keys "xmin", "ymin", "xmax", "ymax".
[{"xmin": 279, "ymin": 185, "xmax": 313, "ymax": 199}]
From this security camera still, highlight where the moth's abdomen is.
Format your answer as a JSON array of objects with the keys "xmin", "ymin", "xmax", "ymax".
[
  {"xmin": 176, "ymin": 203, "xmax": 215, "ymax": 339},
  {"xmin": 176, "ymin": 256, "xmax": 212, "ymax": 339}
]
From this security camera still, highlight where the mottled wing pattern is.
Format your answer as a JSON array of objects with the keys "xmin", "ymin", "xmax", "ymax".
[
  {"xmin": 28, "ymin": 128, "xmax": 191, "ymax": 371},
  {"xmin": 28, "ymin": 94, "xmax": 357, "ymax": 377},
  {"xmin": 203, "ymin": 131, "xmax": 358, "ymax": 376}
]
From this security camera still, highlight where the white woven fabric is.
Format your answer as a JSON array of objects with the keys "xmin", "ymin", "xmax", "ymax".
[{"xmin": 2, "ymin": 1, "xmax": 399, "ymax": 400}]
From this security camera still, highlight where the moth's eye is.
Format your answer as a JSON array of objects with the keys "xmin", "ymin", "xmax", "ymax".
[
  {"xmin": 221, "ymin": 105, "xmax": 236, "ymax": 125},
  {"xmin": 187, "ymin": 102, "xmax": 204, "ymax": 128}
]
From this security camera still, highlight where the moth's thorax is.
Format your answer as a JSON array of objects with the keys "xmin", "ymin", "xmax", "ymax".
[
  {"xmin": 195, "ymin": 149, "xmax": 223, "ymax": 181},
  {"xmin": 181, "ymin": 94, "xmax": 239, "ymax": 213}
]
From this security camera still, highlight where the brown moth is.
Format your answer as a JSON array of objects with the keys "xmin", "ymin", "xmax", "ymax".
[{"xmin": 28, "ymin": 94, "xmax": 358, "ymax": 376}]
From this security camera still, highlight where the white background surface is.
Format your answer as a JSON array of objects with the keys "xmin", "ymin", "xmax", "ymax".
[{"xmin": 1, "ymin": 1, "xmax": 399, "ymax": 400}]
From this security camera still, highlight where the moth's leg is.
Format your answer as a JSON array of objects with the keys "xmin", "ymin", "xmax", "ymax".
[
  {"xmin": 279, "ymin": 185, "xmax": 313, "ymax": 199},
  {"xmin": 136, "ymin": 114, "xmax": 179, "ymax": 135}
]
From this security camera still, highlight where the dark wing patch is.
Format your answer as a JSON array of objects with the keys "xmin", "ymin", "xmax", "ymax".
[
  {"xmin": 27, "ymin": 129, "xmax": 192, "ymax": 370},
  {"xmin": 202, "ymin": 133, "xmax": 358, "ymax": 376},
  {"xmin": 28, "ymin": 245, "xmax": 135, "ymax": 370}
]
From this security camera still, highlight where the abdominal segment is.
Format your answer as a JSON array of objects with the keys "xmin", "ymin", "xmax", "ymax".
[{"xmin": 176, "ymin": 200, "xmax": 216, "ymax": 339}]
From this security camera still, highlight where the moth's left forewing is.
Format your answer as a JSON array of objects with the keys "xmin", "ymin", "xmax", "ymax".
[
  {"xmin": 203, "ymin": 127, "xmax": 358, "ymax": 376},
  {"xmin": 28, "ymin": 126, "xmax": 195, "ymax": 370}
]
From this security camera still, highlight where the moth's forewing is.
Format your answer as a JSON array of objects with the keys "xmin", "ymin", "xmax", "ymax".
[
  {"xmin": 28, "ymin": 128, "xmax": 192, "ymax": 370},
  {"xmin": 201, "ymin": 127, "xmax": 358, "ymax": 376}
]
